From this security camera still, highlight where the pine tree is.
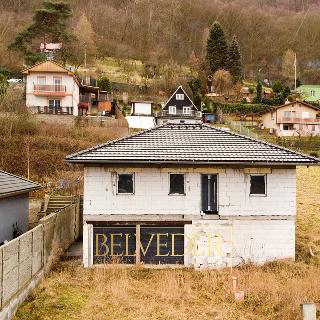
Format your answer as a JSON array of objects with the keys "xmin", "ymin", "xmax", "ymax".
[
  {"xmin": 9, "ymin": 1, "xmax": 73, "ymax": 65},
  {"xmin": 227, "ymin": 35, "xmax": 242, "ymax": 81},
  {"xmin": 206, "ymin": 22, "xmax": 228, "ymax": 73},
  {"xmin": 255, "ymin": 80, "xmax": 262, "ymax": 103}
]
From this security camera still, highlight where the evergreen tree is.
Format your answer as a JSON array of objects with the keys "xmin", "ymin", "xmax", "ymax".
[
  {"xmin": 227, "ymin": 35, "xmax": 242, "ymax": 81},
  {"xmin": 206, "ymin": 22, "xmax": 228, "ymax": 73},
  {"xmin": 9, "ymin": 1, "xmax": 73, "ymax": 65},
  {"xmin": 97, "ymin": 77, "xmax": 112, "ymax": 93},
  {"xmin": 272, "ymin": 80, "xmax": 283, "ymax": 94},
  {"xmin": 255, "ymin": 80, "xmax": 262, "ymax": 103}
]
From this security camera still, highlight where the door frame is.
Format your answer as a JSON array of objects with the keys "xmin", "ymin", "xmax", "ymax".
[{"xmin": 201, "ymin": 174, "xmax": 218, "ymax": 214}]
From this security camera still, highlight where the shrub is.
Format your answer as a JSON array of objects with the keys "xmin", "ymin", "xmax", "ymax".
[{"xmin": 211, "ymin": 102, "xmax": 273, "ymax": 115}]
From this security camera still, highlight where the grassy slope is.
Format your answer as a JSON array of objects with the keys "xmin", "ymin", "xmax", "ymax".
[{"xmin": 14, "ymin": 167, "xmax": 320, "ymax": 320}]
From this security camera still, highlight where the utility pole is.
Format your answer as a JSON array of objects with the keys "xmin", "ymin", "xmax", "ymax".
[
  {"xmin": 294, "ymin": 52, "xmax": 297, "ymax": 92},
  {"xmin": 84, "ymin": 44, "xmax": 88, "ymax": 85}
]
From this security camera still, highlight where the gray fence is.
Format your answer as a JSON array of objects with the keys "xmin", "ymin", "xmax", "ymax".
[
  {"xmin": 0, "ymin": 202, "xmax": 80, "ymax": 318},
  {"xmin": 226, "ymin": 120, "xmax": 263, "ymax": 140}
]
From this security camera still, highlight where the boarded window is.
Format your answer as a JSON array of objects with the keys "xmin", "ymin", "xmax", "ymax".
[
  {"xmin": 250, "ymin": 175, "xmax": 266, "ymax": 195},
  {"xmin": 169, "ymin": 174, "xmax": 184, "ymax": 194},
  {"xmin": 117, "ymin": 173, "xmax": 134, "ymax": 194}
]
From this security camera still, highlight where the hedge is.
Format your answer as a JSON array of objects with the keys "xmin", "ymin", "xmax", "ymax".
[{"xmin": 210, "ymin": 102, "xmax": 273, "ymax": 115}]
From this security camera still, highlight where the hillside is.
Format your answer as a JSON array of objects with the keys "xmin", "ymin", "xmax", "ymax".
[{"xmin": 2, "ymin": 0, "xmax": 320, "ymax": 84}]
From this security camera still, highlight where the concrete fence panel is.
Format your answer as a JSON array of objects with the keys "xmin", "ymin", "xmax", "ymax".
[
  {"xmin": 0, "ymin": 201, "xmax": 80, "ymax": 318},
  {"xmin": 2, "ymin": 239, "xmax": 19, "ymax": 306}
]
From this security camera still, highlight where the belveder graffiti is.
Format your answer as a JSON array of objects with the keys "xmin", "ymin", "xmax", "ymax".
[{"xmin": 93, "ymin": 226, "xmax": 225, "ymax": 264}]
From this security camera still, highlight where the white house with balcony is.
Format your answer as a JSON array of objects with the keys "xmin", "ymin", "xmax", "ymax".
[
  {"xmin": 66, "ymin": 123, "xmax": 319, "ymax": 268},
  {"xmin": 155, "ymin": 86, "xmax": 202, "ymax": 125},
  {"xmin": 261, "ymin": 100, "xmax": 320, "ymax": 136},
  {"xmin": 22, "ymin": 60, "xmax": 80, "ymax": 116}
]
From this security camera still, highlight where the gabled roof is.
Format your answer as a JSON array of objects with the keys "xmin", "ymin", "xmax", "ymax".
[
  {"xmin": 163, "ymin": 86, "xmax": 198, "ymax": 110},
  {"xmin": 66, "ymin": 123, "xmax": 319, "ymax": 165},
  {"xmin": 22, "ymin": 60, "xmax": 73, "ymax": 74},
  {"xmin": 0, "ymin": 171, "xmax": 41, "ymax": 199}
]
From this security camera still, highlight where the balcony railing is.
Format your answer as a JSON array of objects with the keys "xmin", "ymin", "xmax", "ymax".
[
  {"xmin": 154, "ymin": 110, "xmax": 202, "ymax": 118},
  {"xmin": 279, "ymin": 117, "xmax": 320, "ymax": 124},
  {"xmin": 33, "ymin": 84, "xmax": 67, "ymax": 95},
  {"xmin": 37, "ymin": 106, "xmax": 73, "ymax": 115}
]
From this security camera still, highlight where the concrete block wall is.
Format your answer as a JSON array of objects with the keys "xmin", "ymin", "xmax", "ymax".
[
  {"xmin": 0, "ymin": 225, "xmax": 44, "ymax": 309},
  {"xmin": 39, "ymin": 203, "xmax": 79, "ymax": 271},
  {"xmin": 0, "ymin": 202, "xmax": 80, "ymax": 319},
  {"xmin": 84, "ymin": 167, "xmax": 296, "ymax": 216}
]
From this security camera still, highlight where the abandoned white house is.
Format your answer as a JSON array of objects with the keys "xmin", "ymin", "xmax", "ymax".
[
  {"xmin": 0, "ymin": 171, "xmax": 40, "ymax": 245},
  {"xmin": 155, "ymin": 86, "xmax": 202, "ymax": 125},
  {"xmin": 66, "ymin": 123, "xmax": 319, "ymax": 268}
]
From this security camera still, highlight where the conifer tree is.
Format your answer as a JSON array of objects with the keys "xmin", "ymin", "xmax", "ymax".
[
  {"xmin": 255, "ymin": 80, "xmax": 262, "ymax": 103},
  {"xmin": 206, "ymin": 22, "xmax": 228, "ymax": 73},
  {"xmin": 9, "ymin": 1, "xmax": 73, "ymax": 65},
  {"xmin": 227, "ymin": 35, "xmax": 242, "ymax": 81}
]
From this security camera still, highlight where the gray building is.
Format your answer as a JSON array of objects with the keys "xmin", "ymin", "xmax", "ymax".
[{"xmin": 0, "ymin": 171, "xmax": 41, "ymax": 244}]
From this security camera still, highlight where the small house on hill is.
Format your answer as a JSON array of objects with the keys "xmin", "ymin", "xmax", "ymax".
[
  {"xmin": 154, "ymin": 86, "xmax": 201, "ymax": 125},
  {"xmin": 297, "ymin": 85, "xmax": 320, "ymax": 103},
  {"xmin": 130, "ymin": 101, "xmax": 153, "ymax": 116},
  {"xmin": 125, "ymin": 100, "xmax": 156, "ymax": 129},
  {"xmin": 0, "ymin": 171, "xmax": 41, "ymax": 244},
  {"xmin": 23, "ymin": 60, "xmax": 81, "ymax": 116},
  {"xmin": 23, "ymin": 60, "xmax": 113, "ymax": 116},
  {"xmin": 66, "ymin": 123, "xmax": 319, "ymax": 268},
  {"xmin": 261, "ymin": 100, "xmax": 320, "ymax": 136}
]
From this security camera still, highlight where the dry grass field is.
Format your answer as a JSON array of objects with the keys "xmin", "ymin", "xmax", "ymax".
[{"xmin": 14, "ymin": 167, "xmax": 320, "ymax": 320}]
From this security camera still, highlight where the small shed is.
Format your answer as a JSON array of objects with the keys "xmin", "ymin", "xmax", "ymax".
[
  {"xmin": 0, "ymin": 171, "xmax": 41, "ymax": 244},
  {"xmin": 202, "ymin": 113, "xmax": 217, "ymax": 123},
  {"xmin": 130, "ymin": 101, "xmax": 153, "ymax": 116}
]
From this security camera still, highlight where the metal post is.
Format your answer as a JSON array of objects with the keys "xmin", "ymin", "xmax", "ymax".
[
  {"xmin": 294, "ymin": 53, "xmax": 297, "ymax": 92},
  {"xmin": 136, "ymin": 224, "xmax": 141, "ymax": 264},
  {"xmin": 301, "ymin": 303, "xmax": 316, "ymax": 320}
]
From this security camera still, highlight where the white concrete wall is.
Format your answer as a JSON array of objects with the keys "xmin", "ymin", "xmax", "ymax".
[
  {"xmin": 132, "ymin": 103, "xmax": 152, "ymax": 115},
  {"xmin": 83, "ymin": 167, "xmax": 296, "ymax": 216},
  {"xmin": 25, "ymin": 72, "xmax": 79, "ymax": 115},
  {"xmin": 83, "ymin": 218, "xmax": 295, "ymax": 267},
  {"xmin": 184, "ymin": 219, "xmax": 295, "ymax": 268}
]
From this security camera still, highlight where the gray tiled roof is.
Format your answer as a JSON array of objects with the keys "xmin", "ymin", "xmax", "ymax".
[
  {"xmin": 0, "ymin": 171, "xmax": 41, "ymax": 199},
  {"xmin": 66, "ymin": 124, "xmax": 319, "ymax": 165}
]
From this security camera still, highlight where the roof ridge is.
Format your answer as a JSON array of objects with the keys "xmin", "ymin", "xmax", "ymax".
[{"xmin": 204, "ymin": 124, "xmax": 319, "ymax": 161}]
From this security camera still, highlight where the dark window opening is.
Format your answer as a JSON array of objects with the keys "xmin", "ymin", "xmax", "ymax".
[
  {"xmin": 169, "ymin": 174, "xmax": 185, "ymax": 194},
  {"xmin": 117, "ymin": 173, "xmax": 134, "ymax": 194},
  {"xmin": 201, "ymin": 174, "xmax": 218, "ymax": 213},
  {"xmin": 250, "ymin": 175, "xmax": 266, "ymax": 195}
]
